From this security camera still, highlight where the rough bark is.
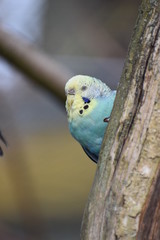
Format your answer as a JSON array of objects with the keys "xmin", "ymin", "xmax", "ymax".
[{"xmin": 81, "ymin": 0, "xmax": 160, "ymax": 239}]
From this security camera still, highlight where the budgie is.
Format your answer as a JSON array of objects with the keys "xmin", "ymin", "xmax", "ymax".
[{"xmin": 65, "ymin": 75, "xmax": 116, "ymax": 163}]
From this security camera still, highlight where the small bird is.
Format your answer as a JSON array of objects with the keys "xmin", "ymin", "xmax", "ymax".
[{"xmin": 65, "ymin": 75, "xmax": 116, "ymax": 163}]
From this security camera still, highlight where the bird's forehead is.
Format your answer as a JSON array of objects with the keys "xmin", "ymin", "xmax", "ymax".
[
  {"xmin": 66, "ymin": 77, "xmax": 93, "ymax": 90},
  {"xmin": 66, "ymin": 79, "xmax": 80, "ymax": 89}
]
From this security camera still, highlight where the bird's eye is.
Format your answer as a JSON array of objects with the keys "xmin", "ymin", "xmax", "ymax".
[{"xmin": 81, "ymin": 86, "xmax": 87, "ymax": 91}]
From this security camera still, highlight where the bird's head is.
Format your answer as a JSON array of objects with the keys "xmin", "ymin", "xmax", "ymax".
[
  {"xmin": 65, "ymin": 74, "xmax": 111, "ymax": 99},
  {"xmin": 65, "ymin": 75, "xmax": 111, "ymax": 120}
]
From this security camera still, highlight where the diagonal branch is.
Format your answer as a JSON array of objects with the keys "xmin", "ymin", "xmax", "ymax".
[{"xmin": 0, "ymin": 26, "xmax": 71, "ymax": 103}]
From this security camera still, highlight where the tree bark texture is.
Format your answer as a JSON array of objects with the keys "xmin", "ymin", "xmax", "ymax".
[{"xmin": 81, "ymin": 1, "xmax": 160, "ymax": 239}]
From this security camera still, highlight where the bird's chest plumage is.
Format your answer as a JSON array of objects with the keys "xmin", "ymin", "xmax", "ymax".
[{"xmin": 67, "ymin": 95, "xmax": 111, "ymax": 156}]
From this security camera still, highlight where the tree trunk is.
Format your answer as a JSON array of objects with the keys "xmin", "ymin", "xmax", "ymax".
[{"xmin": 81, "ymin": 1, "xmax": 160, "ymax": 239}]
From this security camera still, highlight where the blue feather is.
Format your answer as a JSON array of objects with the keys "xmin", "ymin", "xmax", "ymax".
[
  {"xmin": 69, "ymin": 91, "xmax": 116, "ymax": 163},
  {"xmin": 82, "ymin": 97, "xmax": 90, "ymax": 103},
  {"xmin": 65, "ymin": 75, "xmax": 116, "ymax": 163}
]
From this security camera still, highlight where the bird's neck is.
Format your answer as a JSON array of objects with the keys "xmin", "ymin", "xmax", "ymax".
[{"xmin": 66, "ymin": 94, "xmax": 97, "ymax": 122}]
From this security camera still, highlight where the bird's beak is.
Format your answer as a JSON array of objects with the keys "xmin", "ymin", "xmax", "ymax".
[{"xmin": 67, "ymin": 88, "xmax": 75, "ymax": 95}]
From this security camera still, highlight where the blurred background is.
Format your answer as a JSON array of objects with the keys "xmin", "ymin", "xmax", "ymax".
[{"xmin": 0, "ymin": 0, "xmax": 141, "ymax": 239}]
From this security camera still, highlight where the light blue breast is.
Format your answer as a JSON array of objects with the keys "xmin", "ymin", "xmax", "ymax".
[{"xmin": 69, "ymin": 90, "xmax": 116, "ymax": 161}]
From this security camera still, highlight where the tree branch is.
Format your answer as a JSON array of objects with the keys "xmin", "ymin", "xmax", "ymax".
[
  {"xmin": 81, "ymin": 0, "xmax": 160, "ymax": 239},
  {"xmin": 0, "ymin": 26, "xmax": 71, "ymax": 103}
]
